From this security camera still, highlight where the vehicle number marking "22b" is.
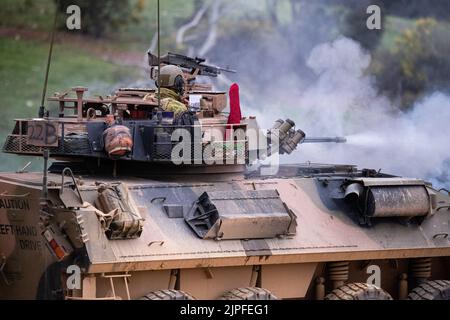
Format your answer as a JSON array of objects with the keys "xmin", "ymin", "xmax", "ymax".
[{"xmin": 27, "ymin": 121, "xmax": 59, "ymax": 147}]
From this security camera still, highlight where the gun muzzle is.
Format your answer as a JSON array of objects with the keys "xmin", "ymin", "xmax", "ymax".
[
  {"xmin": 302, "ymin": 137, "xmax": 347, "ymax": 143},
  {"xmin": 267, "ymin": 120, "xmax": 347, "ymax": 157}
]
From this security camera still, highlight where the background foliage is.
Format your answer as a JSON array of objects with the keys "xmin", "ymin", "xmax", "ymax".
[{"xmin": 0, "ymin": 0, "xmax": 449, "ymax": 172}]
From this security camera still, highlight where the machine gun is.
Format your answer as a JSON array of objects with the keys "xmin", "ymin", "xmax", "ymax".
[
  {"xmin": 267, "ymin": 119, "xmax": 347, "ymax": 156},
  {"xmin": 148, "ymin": 51, "xmax": 236, "ymax": 77}
]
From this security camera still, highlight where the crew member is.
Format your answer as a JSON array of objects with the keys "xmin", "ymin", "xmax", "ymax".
[{"xmin": 144, "ymin": 65, "xmax": 188, "ymax": 117}]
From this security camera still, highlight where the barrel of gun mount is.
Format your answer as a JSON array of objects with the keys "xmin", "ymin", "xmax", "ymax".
[{"xmin": 302, "ymin": 137, "xmax": 347, "ymax": 143}]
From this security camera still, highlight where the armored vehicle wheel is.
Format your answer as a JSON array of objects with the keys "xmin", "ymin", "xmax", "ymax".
[
  {"xmin": 219, "ymin": 287, "xmax": 279, "ymax": 300},
  {"xmin": 140, "ymin": 289, "xmax": 195, "ymax": 300},
  {"xmin": 408, "ymin": 280, "xmax": 450, "ymax": 300},
  {"xmin": 324, "ymin": 283, "xmax": 393, "ymax": 300}
]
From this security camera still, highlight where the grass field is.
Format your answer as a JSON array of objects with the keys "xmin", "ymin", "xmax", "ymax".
[
  {"xmin": 0, "ymin": 0, "xmax": 54, "ymax": 30},
  {"xmin": 0, "ymin": 36, "xmax": 139, "ymax": 171}
]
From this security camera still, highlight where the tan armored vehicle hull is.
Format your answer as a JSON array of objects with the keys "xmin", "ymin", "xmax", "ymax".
[
  {"xmin": 1, "ymin": 167, "xmax": 449, "ymax": 300},
  {"xmin": 1, "ymin": 46, "xmax": 449, "ymax": 300}
]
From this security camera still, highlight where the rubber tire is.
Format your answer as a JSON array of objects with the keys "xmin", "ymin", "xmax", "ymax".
[
  {"xmin": 219, "ymin": 287, "xmax": 279, "ymax": 300},
  {"xmin": 325, "ymin": 283, "xmax": 393, "ymax": 300},
  {"xmin": 140, "ymin": 289, "xmax": 195, "ymax": 300},
  {"xmin": 408, "ymin": 280, "xmax": 450, "ymax": 300}
]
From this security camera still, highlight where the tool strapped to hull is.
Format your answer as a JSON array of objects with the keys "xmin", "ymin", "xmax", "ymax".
[{"xmin": 94, "ymin": 183, "xmax": 143, "ymax": 239}]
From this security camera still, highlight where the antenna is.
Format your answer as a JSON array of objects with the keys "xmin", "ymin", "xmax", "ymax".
[
  {"xmin": 39, "ymin": 0, "xmax": 59, "ymax": 118},
  {"xmin": 157, "ymin": 0, "xmax": 161, "ymax": 109},
  {"xmin": 39, "ymin": 1, "xmax": 59, "ymax": 218}
]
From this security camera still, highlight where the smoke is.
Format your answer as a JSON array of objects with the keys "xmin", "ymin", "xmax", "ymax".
[
  {"xmin": 243, "ymin": 37, "xmax": 450, "ymax": 188},
  {"xmin": 129, "ymin": 2, "xmax": 450, "ymax": 188}
]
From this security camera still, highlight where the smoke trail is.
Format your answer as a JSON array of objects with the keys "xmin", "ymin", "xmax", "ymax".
[
  {"xmin": 245, "ymin": 37, "xmax": 450, "ymax": 187},
  {"xmin": 126, "ymin": 3, "xmax": 450, "ymax": 188}
]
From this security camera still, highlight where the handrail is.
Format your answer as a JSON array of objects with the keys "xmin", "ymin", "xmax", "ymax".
[{"xmin": 60, "ymin": 168, "xmax": 83, "ymax": 204}]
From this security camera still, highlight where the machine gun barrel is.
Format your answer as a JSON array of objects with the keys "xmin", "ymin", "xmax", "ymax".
[
  {"xmin": 302, "ymin": 137, "xmax": 347, "ymax": 143},
  {"xmin": 267, "ymin": 119, "xmax": 347, "ymax": 156}
]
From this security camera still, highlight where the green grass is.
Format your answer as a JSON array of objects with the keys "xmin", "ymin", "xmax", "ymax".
[{"xmin": 0, "ymin": 37, "xmax": 139, "ymax": 171}]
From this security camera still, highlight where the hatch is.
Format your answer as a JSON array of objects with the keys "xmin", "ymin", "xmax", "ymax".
[{"xmin": 184, "ymin": 189, "xmax": 296, "ymax": 240}]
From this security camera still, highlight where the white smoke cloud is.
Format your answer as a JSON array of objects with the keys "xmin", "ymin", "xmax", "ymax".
[{"xmin": 246, "ymin": 37, "xmax": 450, "ymax": 187}]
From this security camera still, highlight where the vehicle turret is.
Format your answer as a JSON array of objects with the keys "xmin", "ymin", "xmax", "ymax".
[{"xmin": 2, "ymin": 52, "xmax": 346, "ymax": 175}]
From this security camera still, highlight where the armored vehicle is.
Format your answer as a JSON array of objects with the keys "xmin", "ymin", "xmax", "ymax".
[{"xmin": 1, "ymin": 50, "xmax": 450, "ymax": 301}]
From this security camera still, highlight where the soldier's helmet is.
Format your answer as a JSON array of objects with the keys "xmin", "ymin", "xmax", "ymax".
[{"xmin": 157, "ymin": 65, "xmax": 185, "ymax": 95}]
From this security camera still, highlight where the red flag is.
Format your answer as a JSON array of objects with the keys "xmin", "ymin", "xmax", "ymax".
[{"xmin": 226, "ymin": 83, "xmax": 242, "ymax": 140}]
